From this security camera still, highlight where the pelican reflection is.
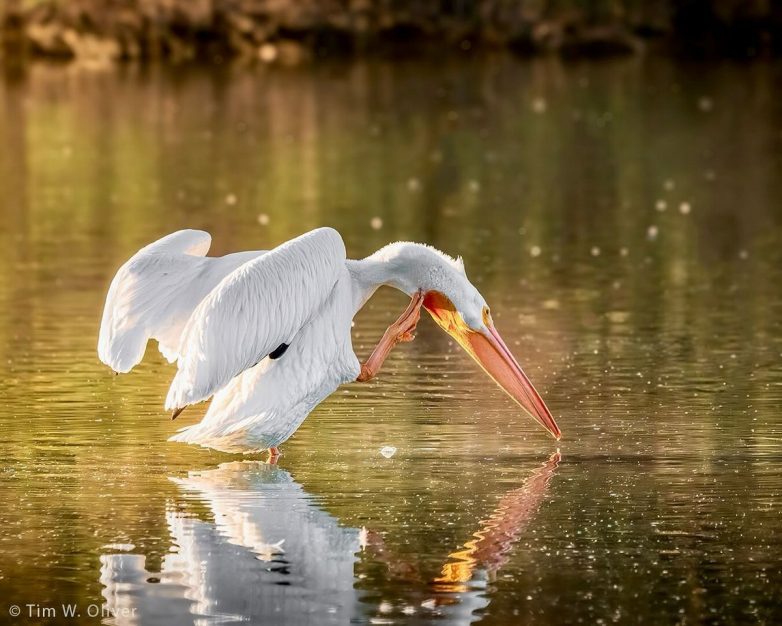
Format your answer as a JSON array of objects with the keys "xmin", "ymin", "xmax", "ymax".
[{"xmin": 99, "ymin": 454, "xmax": 558, "ymax": 625}]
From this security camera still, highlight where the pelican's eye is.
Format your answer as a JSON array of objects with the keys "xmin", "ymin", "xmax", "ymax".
[{"xmin": 482, "ymin": 306, "xmax": 492, "ymax": 326}]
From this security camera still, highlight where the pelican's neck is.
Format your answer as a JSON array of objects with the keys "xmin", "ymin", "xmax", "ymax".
[
  {"xmin": 346, "ymin": 242, "xmax": 464, "ymax": 314},
  {"xmin": 345, "ymin": 258, "xmax": 409, "ymax": 313}
]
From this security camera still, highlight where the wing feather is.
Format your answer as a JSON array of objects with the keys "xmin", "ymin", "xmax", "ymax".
[
  {"xmin": 98, "ymin": 230, "xmax": 212, "ymax": 372},
  {"xmin": 98, "ymin": 229, "xmax": 265, "ymax": 373},
  {"xmin": 165, "ymin": 227, "xmax": 346, "ymax": 410},
  {"xmin": 169, "ymin": 272, "xmax": 360, "ymax": 453}
]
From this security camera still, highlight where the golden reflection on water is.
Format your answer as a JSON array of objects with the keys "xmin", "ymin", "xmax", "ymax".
[
  {"xmin": 433, "ymin": 452, "xmax": 560, "ymax": 593},
  {"xmin": 0, "ymin": 56, "xmax": 781, "ymax": 623}
]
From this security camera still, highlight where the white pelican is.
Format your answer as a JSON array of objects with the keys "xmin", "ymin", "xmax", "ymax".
[{"xmin": 98, "ymin": 227, "xmax": 560, "ymax": 454}]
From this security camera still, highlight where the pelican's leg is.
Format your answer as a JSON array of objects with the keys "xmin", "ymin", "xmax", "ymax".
[
  {"xmin": 357, "ymin": 291, "xmax": 424, "ymax": 382},
  {"xmin": 266, "ymin": 447, "xmax": 281, "ymax": 464}
]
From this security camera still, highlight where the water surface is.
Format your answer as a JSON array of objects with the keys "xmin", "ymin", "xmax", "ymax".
[{"xmin": 0, "ymin": 56, "xmax": 781, "ymax": 624}]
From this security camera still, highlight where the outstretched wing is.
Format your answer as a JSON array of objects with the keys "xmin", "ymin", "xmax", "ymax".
[
  {"xmin": 165, "ymin": 227, "xmax": 346, "ymax": 411},
  {"xmin": 169, "ymin": 273, "xmax": 360, "ymax": 453},
  {"xmin": 98, "ymin": 229, "xmax": 265, "ymax": 373}
]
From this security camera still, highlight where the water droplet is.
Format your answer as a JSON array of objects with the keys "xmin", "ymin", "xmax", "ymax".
[
  {"xmin": 258, "ymin": 44, "xmax": 277, "ymax": 63},
  {"xmin": 531, "ymin": 97, "xmax": 547, "ymax": 114}
]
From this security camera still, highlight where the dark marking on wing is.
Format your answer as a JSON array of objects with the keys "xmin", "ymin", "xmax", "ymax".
[{"xmin": 269, "ymin": 343, "xmax": 289, "ymax": 360}]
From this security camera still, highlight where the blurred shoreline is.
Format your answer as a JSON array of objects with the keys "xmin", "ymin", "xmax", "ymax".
[{"xmin": 2, "ymin": 1, "xmax": 782, "ymax": 68}]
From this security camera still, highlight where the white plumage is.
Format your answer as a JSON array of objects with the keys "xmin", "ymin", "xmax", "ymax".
[
  {"xmin": 166, "ymin": 228, "xmax": 346, "ymax": 410},
  {"xmin": 98, "ymin": 227, "xmax": 560, "ymax": 453},
  {"xmin": 169, "ymin": 268, "xmax": 359, "ymax": 452},
  {"xmin": 98, "ymin": 229, "xmax": 265, "ymax": 372}
]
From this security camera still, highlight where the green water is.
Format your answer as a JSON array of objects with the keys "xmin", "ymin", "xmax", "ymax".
[{"xmin": 0, "ymin": 56, "xmax": 780, "ymax": 625}]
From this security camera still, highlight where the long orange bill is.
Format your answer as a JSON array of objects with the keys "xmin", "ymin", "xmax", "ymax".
[
  {"xmin": 467, "ymin": 322, "xmax": 561, "ymax": 439},
  {"xmin": 424, "ymin": 291, "xmax": 561, "ymax": 439}
]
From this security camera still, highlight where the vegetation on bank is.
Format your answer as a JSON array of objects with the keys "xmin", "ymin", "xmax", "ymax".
[{"xmin": 1, "ymin": 1, "xmax": 781, "ymax": 65}]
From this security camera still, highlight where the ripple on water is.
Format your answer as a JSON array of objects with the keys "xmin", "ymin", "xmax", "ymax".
[{"xmin": 0, "ymin": 58, "xmax": 781, "ymax": 624}]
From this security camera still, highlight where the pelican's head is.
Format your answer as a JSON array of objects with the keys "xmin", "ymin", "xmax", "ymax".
[{"xmin": 373, "ymin": 242, "xmax": 561, "ymax": 439}]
